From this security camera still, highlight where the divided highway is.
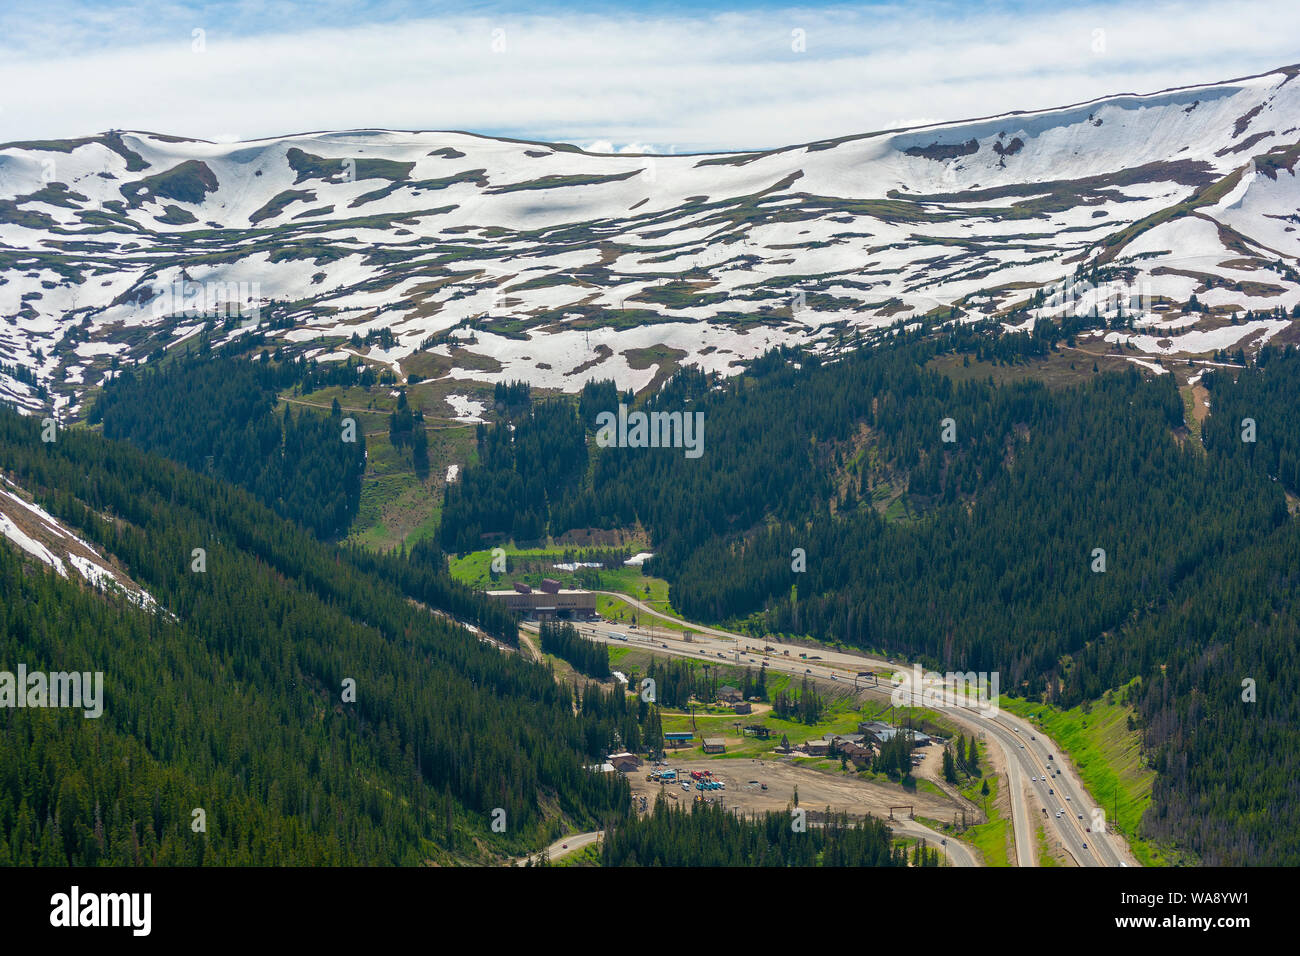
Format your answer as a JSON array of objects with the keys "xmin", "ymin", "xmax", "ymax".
[{"xmin": 554, "ymin": 592, "xmax": 1137, "ymax": 868}]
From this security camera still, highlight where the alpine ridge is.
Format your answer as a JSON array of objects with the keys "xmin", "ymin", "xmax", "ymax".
[{"xmin": 2, "ymin": 64, "xmax": 1299, "ymax": 416}]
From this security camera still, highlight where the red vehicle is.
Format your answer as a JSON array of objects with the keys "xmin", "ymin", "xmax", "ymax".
[{"xmin": 690, "ymin": 770, "xmax": 703, "ymax": 779}]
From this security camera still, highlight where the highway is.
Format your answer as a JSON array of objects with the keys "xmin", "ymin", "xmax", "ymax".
[{"xmin": 542, "ymin": 593, "xmax": 1138, "ymax": 868}]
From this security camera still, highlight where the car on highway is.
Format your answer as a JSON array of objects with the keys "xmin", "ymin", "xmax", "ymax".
[
  {"xmin": 1081, "ymin": 842, "xmax": 1088, "ymax": 850},
  {"xmin": 562, "ymin": 844, "xmax": 568, "ymax": 850},
  {"xmin": 1049, "ymin": 788, "xmax": 1053, "ymax": 795},
  {"xmin": 1065, "ymin": 795, "xmax": 1071, "ymax": 801},
  {"xmin": 805, "ymin": 668, "xmax": 811, "ymax": 673}
]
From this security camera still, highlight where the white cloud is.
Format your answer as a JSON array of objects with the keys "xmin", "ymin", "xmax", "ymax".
[
  {"xmin": 0, "ymin": 1, "xmax": 1296, "ymax": 151},
  {"xmin": 582, "ymin": 141, "xmax": 664, "ymax": 155}
]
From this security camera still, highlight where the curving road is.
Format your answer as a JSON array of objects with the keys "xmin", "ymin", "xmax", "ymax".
[
  {"xmin": 890, "ymin": 818, "xmax": 978, "ymax": 868},
  {"xmin": 515, "ymin": 830, "xmax": 603, "ymax": 866}
]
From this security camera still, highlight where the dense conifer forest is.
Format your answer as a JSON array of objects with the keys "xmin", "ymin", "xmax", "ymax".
[
  {"xmin": 0, "ymin": 408, "xmax": 637, "ymax": 864},
  {"xmin": 599, "ymin": 797, "xmax": 932, "ymax": 867},
  {"xmin": 90, "ymin": 344, "xmax": 366, "ymax": 539},
  {"xmin": 539, "ymin": 622, "xmax": 610, "ymax": 679}
]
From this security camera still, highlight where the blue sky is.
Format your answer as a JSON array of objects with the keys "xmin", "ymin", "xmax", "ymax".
[{"xmin": 2, "ymin": 1, "xmax": 1297, "ymax": 151}]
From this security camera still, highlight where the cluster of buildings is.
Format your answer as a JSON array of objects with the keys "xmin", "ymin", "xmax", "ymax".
[
  {"xmin": 587, "ymin": 751, "xmax": 642, "ymax": 774},
  {"xmin": 661, "ymin": 731, "xmax": 728, "ymax": 753},
  {"xmin": 858, "ymin": 719, "xmax": 934, "ymax": 748},
  {"xmin": 778, "ymin": 721, "xmax": 934, "ymax": 768},
  {"xmin": 717, "ymin": 685, "xmax": 752, "ymax": 714},
  {"xmin": 586, "ymin": 715, "xmax": 939, "ymax": 778}
]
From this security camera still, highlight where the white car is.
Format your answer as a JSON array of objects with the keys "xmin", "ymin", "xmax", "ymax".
[{"xmin": 1065, "ymin": 795, "xmax": 1071, "ymax": 801}]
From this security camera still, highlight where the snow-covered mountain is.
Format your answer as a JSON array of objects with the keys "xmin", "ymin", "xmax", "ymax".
[{"xmin": 3, "ymin": 64, "xmax": 1300, "ymax": 415}]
